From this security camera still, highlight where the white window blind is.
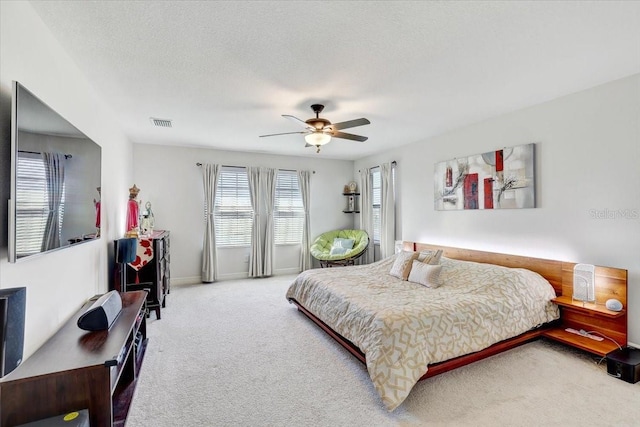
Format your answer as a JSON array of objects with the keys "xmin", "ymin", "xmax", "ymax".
[
  {"xmin": 15, "ymin": 154, "xmax": 65, "ymax": 256},
  {"xmin": 274, "ymin": 170, "xmax": 304, "ymax": 245},
  {"xmin": 214, "ymin": 166, "xmax": 252, "ymax": 246},
  {"xmin": 371, "ymin": 167, "xmax": 381, "ymax": 244}
]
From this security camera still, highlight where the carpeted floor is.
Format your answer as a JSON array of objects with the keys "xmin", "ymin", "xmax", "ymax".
[{"xmin": 126, "ymin": 275, "xmax": 639, "ymax": 427}]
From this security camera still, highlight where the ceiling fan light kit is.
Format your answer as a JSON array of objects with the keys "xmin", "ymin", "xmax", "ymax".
[
  {"xmin": 305, "ymin": 132, "xmax": 332, "ymax": 152},
  {"xmin": 260, "ymin": 104, "xmax": 370, "ymax": 153}
]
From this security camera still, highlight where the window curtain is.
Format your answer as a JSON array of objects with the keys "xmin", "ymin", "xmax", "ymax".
[
  {"xmin": 202, "ymin": 163, "xmax": 220, "ymax": 283},
  {"xmin": 247, "ymin": 167, "xmax": 263, "ymax": 278},
  {"xmin": 297, "ymin": 170, "xmax": 312, "ymax": 271},
  {"xmin": 248, "ymin": 167, "xmax": 276, "ymax": 278},
  {"xmin": 359, "ymin": 167, "xmax": 374, "ymax": 264},
  {"xmin": 380, "ymin": 162, "xmax": 396, "ymax": 259},
  {"xmin": 41, "ymin": 152, "xmax": 65, "ymax": 251},
  {"xmin": 262, "ymin": 168, "xmax": 276, "ymax": 276}
]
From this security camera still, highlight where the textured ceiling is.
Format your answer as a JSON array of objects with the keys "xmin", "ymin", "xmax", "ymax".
[{"xmin": 29, "ymin": 1, "xmax": 640, "ymax": 160}]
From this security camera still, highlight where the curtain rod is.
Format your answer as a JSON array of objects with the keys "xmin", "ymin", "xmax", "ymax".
[
  {"xmin": 196, "ymin": 163, "xmax": 314, "ymax": 173},
  {"xmin": 358, "ymin": 160, "xmax": 396, "ymax": 173},
  {"xmin": 19, "ymin": 149, "xmax": 72, "ymax": 159}
]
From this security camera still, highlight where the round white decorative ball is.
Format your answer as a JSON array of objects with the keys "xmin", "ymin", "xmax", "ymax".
[{"xmin": 605, "ymin": 299, "xmax": 623, "ymax": 311}]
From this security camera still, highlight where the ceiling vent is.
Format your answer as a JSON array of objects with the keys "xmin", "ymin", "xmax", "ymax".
[{"xmin": 150, "ymin": 117, "xmax": 172, "ymax": 128}]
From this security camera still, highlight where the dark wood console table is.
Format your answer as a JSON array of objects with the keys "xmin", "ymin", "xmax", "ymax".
[{"xmin": 0, "ymin": 291, "xmax": 148, "ymax": 427}]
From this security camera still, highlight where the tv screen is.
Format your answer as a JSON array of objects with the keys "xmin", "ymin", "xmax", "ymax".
[{"xmin": 9, "ymin": 81, "xmax": 102, "ymax": 262}]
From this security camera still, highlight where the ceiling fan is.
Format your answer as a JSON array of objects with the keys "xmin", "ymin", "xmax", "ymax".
[{"xmin": 259, "ymin": 104, "xmax": 370, "ymax": 153}]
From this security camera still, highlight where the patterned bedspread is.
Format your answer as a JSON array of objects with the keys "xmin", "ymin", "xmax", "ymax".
[{"xmin": 286, "ymin": 255, "xmax": 559, "ymax": 411}]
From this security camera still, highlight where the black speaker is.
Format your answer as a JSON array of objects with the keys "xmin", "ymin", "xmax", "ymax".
[
  {"xmin": 77, "ymin": 291, "xmax": 122, "ymax": 331},
  {"xmin": 606, "ymin": 347, "xmax": 640, "ymax": 384},
  {"xmin": 0, "ymin": 287, "xmax": 26, "ymax": 378}
]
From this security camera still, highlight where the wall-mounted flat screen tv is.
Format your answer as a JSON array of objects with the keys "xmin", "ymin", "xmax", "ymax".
[{"xmin": 9, "ymin": 81, "xmax": 102, "ymax": 262}]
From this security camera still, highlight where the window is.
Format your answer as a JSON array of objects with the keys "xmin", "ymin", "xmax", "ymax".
[
  {"xmin": 274, "ymin": 170, "xmax": 304, "ymax": 245},
  {"xmin": 15, "ymin": 153, "xmax": 65, "ymax": 256},
  {"xmin": 214, "ymin": 166, "xmax": 252, "ymax": 246},
  {"xmin": 371, "ymin": 167, "xmax": 381, "ymax": 244}
]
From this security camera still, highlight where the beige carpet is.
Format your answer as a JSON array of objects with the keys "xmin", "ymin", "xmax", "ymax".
[{"xmin": 126, "ymin": 275, "xmax": 640, "ymax": 427}]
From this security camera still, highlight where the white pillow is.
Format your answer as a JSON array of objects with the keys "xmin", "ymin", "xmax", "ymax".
[
  {"xmin": 428, "ymin": 249, "xmax": 443, "ymax": 265},
  {"xmin": 417, "ymin": 250, "xmax": 434, "ymax": 263},
  {"xmin": 333, "ymin": 237, "xmax": 354, "ymax": 249},
  {"xmin": 407, "ymin": 260, "xmax": 443, "ymax": 288},
  {"xmin": 416, "ymin": 249, "xmax": 443, "ymax": 265},
  {"xmin": 329, "ymin": 237, "xmax": 355, "ymax": 256},
  {"xmin": 390, "ymin": 251, "xmax": 418, "ymax": 280},
  {"xmin": 330, "ymin": 246, "xmax": 347, "ymax": 255}
]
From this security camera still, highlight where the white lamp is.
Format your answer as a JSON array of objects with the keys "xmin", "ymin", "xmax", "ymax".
[{"xmin": 305, "ymin": 132, "xmax": 331, "ymax": 147}]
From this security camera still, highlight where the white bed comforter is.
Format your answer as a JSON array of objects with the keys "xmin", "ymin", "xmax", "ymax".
[{"xmin": 286, "ymin": 255, "xmax": 559, "ymax": 410}]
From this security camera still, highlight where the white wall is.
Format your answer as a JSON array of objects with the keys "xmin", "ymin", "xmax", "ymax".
[
  {"xmin": 0, "ymin": 2, "xmax": 133, "ymax": 358},
  {"xmin": 132, "ymin": 144, "xmax": 355, "ymax": 282},
  {"xmin": 355, "ymin": 74, "xmax": 640, "ymax": 346}
]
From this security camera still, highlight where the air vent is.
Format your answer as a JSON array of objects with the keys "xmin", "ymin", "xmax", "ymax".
[{"xmin": 150, "ymin": 117, "xmax": 172, "ymax": 128}]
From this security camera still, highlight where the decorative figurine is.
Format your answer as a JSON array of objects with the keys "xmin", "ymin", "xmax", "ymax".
[
  {"xmin": 93, "ymin": 187, "xmax": 101, "ymax": 237},
  {"xmin": 140, "ymin": 201, "xmax": 155, "ymax": 236},
  {"xmin": 125, "ymin": 184, "xmax": 141, "ymax": 237}
]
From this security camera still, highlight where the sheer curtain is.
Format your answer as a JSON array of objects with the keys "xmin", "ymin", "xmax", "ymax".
[
  {"xmin": 359, "ymin": 167, "xmax": 374, "ymax": 264},
  {"xmin": 201, "ymin": 163, "xmax": 220, "ymax": 283},
  {"xmin": 380, "ymin": 162, "xmax": 396, "ymax": 259},
  {"xmin": 247, "ymin": 167, "xmax": 263, "ymax": 278},
  {"xmin": 262, "ymin": 168, "xmax": 276, "ymax": 276},
  {"xmin": 297, "ymin": 170, "xmax": 312, "ymax": 271},
  {"xmin": 41, "ymin": 152, "xmax": 65, "ymax": 251}
]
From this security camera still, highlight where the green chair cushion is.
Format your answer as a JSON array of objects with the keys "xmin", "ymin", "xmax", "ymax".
[{"xmin": 310, "ymin": 229, "xmax": 369, "ymax": 261}]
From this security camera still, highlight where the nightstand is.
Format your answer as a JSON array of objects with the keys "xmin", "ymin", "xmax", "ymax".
[{"xmin": 543, "ymin": 296, "xmax": 626, "ymax": 356}]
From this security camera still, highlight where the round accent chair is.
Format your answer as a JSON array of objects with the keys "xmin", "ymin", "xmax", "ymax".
[{"xmin": 310, "ymin": 229, "xmax": 369, "ymax": 268}]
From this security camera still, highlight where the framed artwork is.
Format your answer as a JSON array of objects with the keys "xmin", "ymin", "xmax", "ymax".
[{"xmin": 434, "ymin": 143, "xmax": 535, "ymax": 210}]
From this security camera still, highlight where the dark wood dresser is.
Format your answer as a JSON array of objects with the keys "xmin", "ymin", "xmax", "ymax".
[
  {"xmin": 113, "ymin": 230, "xmax": 170, "ymax": 319},
  {"xmin": 0, "ymin": 291, "xmax": 148, "ymax": 427}
]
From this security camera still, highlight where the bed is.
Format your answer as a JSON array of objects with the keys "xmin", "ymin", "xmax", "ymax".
[{"xmin": 286, "ymin": 242, "xmax": 564, "ymax": 411}]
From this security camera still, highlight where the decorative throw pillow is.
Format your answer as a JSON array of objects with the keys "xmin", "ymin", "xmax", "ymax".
[
  {"xmin": 330, "ymin": 246, "xmax": 347, "ymax": 255},
  {"xmin": 428, "ymin": 249, "xmax": 443, "ymax": 265},
  {"xmin": 407, "ymin": 261, "xmax": 443, "ymax": 288},
  {"xmin": 329, "ymin": 238, "xmax": 355, "ymax": 256},
  {"xmin": 417, "ymin": 250, "xmax": 434, "ymax": 263},
  {"xmin": 389, "ymin": 251, "xmax": 419, "ymax": 280},
  {"xmin": 417, "ymin": 249, "xmax": 443, "ymax": 265}
]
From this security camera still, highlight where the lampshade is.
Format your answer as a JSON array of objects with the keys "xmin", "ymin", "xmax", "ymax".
[{"xmin": 305, "ymin": 132, "xmax": 331, "ymax": 146}]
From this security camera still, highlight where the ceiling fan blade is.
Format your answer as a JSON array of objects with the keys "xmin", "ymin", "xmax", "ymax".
[
  {"xmin": 259, "ymin": 131, "xmax": 308, "ymax": 138},
  {"xmin": 327, "ymin": 118, "xmax": 370, "ymax": 131},
  {"xmin": 330, "ymin": 131, "xmax": 368, "ymax": 142},
  {"xmin": 283, "ymin": 114, "xmax": 315, "ymax": 131}
]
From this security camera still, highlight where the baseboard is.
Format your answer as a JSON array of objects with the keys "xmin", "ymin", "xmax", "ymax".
[
  {"xmin": 173, "ymin": 272, "xmax": 253, "ymax": 283},
  {"xmin": 171, "ymin": 269, "xmax": 300, "ymax": 286},
  {"xmin": 170, "ymin": 276, "xmax": 203, "ymax": 286},
  {"xmin": 628, "ymin": 341, "xmax": 639, "ymax": 350},
  {"xmin": 217, "ymin": 272, "xmax": 250, "ymax": 281},
  {"xmin": 273, "ymin": 268, "xmax": 300, "ymax": 276}
]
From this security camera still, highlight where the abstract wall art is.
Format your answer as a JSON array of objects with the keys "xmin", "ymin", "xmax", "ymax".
[{"xmin": 434, "ymin": 143, "xmax": 535, "ymax": 210}]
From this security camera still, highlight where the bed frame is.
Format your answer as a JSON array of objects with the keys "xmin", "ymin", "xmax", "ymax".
[{"xmin": 288, "ymin": 241, "xmax": 628, "ymax": 380}]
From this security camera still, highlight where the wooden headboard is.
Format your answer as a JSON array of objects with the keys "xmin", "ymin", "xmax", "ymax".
[{"xmin": 404, "ymin": 242, "xmax": 627, "ymax": 307}]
